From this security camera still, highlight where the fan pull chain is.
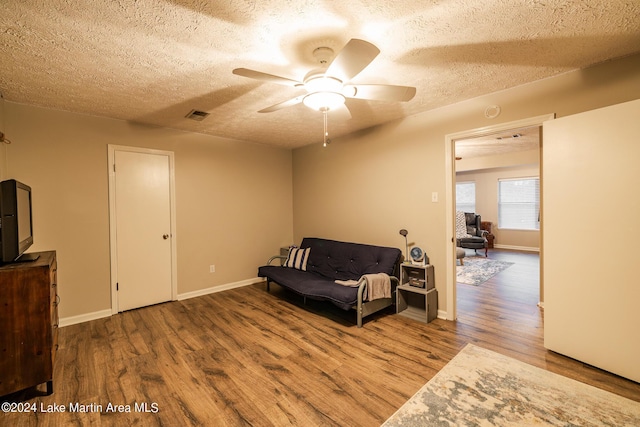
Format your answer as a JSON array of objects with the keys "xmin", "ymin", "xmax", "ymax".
[{"xmin": 323, "ymin": 109, "xmax": 330, "ymax": 147}]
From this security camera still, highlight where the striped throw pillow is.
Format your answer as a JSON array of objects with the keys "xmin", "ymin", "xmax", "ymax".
[{"xmin": 284, "ymin": 247, "xmax": 310, "ymax": 271}]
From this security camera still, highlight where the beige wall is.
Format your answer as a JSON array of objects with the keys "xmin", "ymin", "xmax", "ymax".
[
  {"xmin": 457, "ymin": 156, "xmax": 540, "ymax": 250},
  {"xmin": 292, "ymin": 53, "xmax": 640, "ymax": 316},
  {"xmin": 2, "ymin": 103, "xmax": 293, "ymax": 319}
]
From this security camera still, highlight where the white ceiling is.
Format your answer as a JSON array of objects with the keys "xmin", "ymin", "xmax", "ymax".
[
  {"xmin": 1, "ymin": 0, "xmax": 639, "ymax": 149},
  {"xmin": 456, "ymin": 126, "xmax": 540, "ymax": 159}
]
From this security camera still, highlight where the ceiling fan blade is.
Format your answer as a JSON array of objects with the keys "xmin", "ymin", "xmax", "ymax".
[
  {"xmin": 258, "ymin": 95, "xmax": 305, "ymax": 113},
  {"xmin": 344, "ymin": 84, "xmax": 416, "ymax": 102},
  {"xmin": 233, "ymin": 68, "xmax": 302, "ymax": 87},
  {"xmin": 327, "ymin": 103, "xmax": 352, "ymax": 121},
  {"xmin": 326, "ymin": 39, "xmax": 380, "ymax": 82}
]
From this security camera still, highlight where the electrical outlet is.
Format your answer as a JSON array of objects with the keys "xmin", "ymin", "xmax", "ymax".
[
  {"xmin": 431, "ymin": 192, "xmax": 438, "ymax": 202},
  {"xmin": 209, "ymin": 265, "xmax": 215, "ymax": 273}
]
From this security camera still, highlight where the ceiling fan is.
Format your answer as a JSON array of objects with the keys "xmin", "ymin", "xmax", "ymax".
[{"xmin": 233, "ymin": 39, "xmax": 416, "ymax": 145}]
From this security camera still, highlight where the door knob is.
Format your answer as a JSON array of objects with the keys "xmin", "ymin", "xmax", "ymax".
[{"xmin": 163, "ymin": 234, "xmax": 170, "ymax": 240}]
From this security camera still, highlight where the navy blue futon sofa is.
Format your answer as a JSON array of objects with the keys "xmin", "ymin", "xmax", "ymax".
[{"xmin": 258, "ymin": 237, "xmax": 402, "ymax": 327}]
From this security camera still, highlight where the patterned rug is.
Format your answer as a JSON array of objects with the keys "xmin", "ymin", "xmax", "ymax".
[
  {"xmin": 382, "ymin": 344, "xmax": 640, "ymax": 426},
  {"xmin": 457, "ymin": 256, "xmax": 513, "ymax": 285}
]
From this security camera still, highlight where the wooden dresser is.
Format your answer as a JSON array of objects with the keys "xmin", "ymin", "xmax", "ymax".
[{"xmin": 0, "ymin": 251, "xmax": 58, "ymax": 396}]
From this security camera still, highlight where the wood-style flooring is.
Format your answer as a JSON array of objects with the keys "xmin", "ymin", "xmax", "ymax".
[{"xmin": 2, "ymin": 249, "xmax": 639, "ymax": 426}]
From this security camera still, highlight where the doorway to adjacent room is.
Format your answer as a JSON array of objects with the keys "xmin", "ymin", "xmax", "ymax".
[{"xmin": 444, "ymin": 114, "xmax": 552, "ymax": 321}]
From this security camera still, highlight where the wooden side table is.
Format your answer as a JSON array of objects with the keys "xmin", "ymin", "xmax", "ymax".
[
  {"xmin": 396, "ymin": 284, "xmax": 438, "ymax": 323},
  {"xmin": 396, "ymin": 263, "xmax": 438, "ymax": 323}
]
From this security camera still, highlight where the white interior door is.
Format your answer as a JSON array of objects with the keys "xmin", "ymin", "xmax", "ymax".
[
  {"xmin": 543, "ymin": 99, "xmax": 640, "ymax": 382},
  {"xmin": 109, "ymin": 147, "xmax": 175, "ymax": 312}
]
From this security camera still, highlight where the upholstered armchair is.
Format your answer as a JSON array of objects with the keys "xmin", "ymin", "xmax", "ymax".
[{"xmin": 456, "ymin": 212, "xmax": 488, "ymax": 257}]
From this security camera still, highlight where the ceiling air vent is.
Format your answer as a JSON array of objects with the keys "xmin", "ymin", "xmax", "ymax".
[
  {"xmin": 185, "ymin": 109, "xmax": 210, "ymax": 121},
  {"xmin": 496, "ymin": 133, "xmax": 522, "ymax": 140}
]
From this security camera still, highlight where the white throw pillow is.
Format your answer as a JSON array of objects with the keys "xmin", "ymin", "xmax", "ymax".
[{"xmin": 284, "ymin": 247, "xmax": 310, "ymax": 271}]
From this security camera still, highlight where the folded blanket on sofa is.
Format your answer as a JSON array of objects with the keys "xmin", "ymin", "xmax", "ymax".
[{"xmin": 335, "ymin": 273, "xmax": 391, "ymax": 301}]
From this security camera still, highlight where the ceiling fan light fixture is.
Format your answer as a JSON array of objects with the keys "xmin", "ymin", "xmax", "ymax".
[
  {"xmin": 302, "ymin": 91, "xmax": 345, "ymax": 111},
  {"xmin": 235, "ymin": 38, "xmax": 416, "ymax": 120},
  {"xmin": 304, "ymin": 75, "xmax": 342, "ymax": 93},
  {"xmin": 302, "ymin": 75, "xmax": 345, "ymax": 111}
]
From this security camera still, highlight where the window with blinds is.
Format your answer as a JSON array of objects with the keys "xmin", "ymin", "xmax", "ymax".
[
  {"xmin": 498, "ymin": 177, "xmax": 540, "ymax": 230},
  {"xmin": 456, "ymin": 181, "xmax": 476, "ymax": 213}
]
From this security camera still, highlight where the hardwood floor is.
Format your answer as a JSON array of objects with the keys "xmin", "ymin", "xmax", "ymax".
[{"xmin": 2, "ymin": 249, "xmax": 639, "ymax": 426}]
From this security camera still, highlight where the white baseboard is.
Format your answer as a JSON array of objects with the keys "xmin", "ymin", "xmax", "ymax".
[
  {"xmin": 493, "ymin": 244, "xmax": 540, "ymax": 252},
  {"xmin": 177, "ymin": 277, "xmax": 263, "ymax": 301},
  {"xmin": 59, "ymin": 309, "xmax": 112, "ymax": 328},
  {"xmin": 59, "ymin": 278, "xmax": 263, "ymax": 327}
]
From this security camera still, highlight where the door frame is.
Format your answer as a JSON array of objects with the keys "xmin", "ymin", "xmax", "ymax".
[
  {"xmin": 107, "ymin": 144, "xmax": 178, "ymax": 314},
  {"xmin": 444, "ymin": 114, "xmax": 554, "ymax": 320}
]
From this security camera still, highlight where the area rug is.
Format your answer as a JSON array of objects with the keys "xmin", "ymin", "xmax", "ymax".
[
  {"xmin": 457, "ymin": 256, "xmax": 513, "ymax": 285},
  {"xmin": 382, "ymin": 344, "xmax": 640, "ymax": 426}
]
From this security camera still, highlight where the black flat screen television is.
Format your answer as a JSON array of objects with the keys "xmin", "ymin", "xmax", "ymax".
[{"xmin": 0, "ymin": 179, "xmax": 35, "ymax": 263}]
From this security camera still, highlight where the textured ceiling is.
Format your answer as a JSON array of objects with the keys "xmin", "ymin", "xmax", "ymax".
[
  {"xmin": 1, "ymin": 0, "xmax": 639, "ymax": 149},
  {"xmin": 455, "ymin": 126, "xmax": 539, "ymax": 160}
]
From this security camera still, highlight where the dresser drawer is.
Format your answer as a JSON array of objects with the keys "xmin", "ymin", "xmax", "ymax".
[
  {"xmin": 51, "ymin": 320, "xmax": 59, "ymax": 365},
  {"xmin": 51, "ymin": 287, "xmax": 60, "ymax": 371},
  {"xmin": 50, "ymin": 260, "xmax": 57, "ymax": 287},
  {"xmin": 50, "ymin": 282, "xmax": 58, "ymax": 318}
]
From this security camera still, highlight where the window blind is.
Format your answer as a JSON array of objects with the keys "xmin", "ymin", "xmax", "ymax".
[
  {"xmin": 456, "ymin": 181, "xmax": 476, "ymax": 213},
  {"xmin": 498, "ymin": 178, "xmax": 540, "ymax": 230}
]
